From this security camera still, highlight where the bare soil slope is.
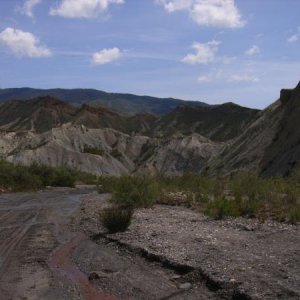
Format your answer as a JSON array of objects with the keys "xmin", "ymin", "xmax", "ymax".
[{"xmin": 209, "ymin": 81, "xmax": 300, "ymax": 176}]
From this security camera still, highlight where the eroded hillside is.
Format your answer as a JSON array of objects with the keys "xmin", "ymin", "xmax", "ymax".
[
  {"xmin": 0, "ymin": 125, "xmax": 220, "ymax": 176},
  {"xmin": 208, "ymin": 81, "xmax": 300, "ymax": 176},
  {"xmin": 1, "ymin": 82, "xmax": 300, "ymax": 177}
]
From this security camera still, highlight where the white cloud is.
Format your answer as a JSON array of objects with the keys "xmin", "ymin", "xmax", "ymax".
[
  {"xmin": 182, "ymin": 40, "xmax": 220, "ymax": 64},
  {"xmin": 19, "ymin": 0, "xmax": 42, "ymax": 18},
  {"xmin": 0, "ymin": 27, "xmax": 51, "ymax": 58},
  {"xmin": 198, "ymin": 75, "xmax": 212, "ymax": 82},
  {"xmin": 157, "ymin": 0, "xmax": 244, "ymax": 28},
  {"xmin": 157, "ymin": 0, "xmax": 192, "ymax": 12},
  {"xmin": 228, "ymin": 74, "xmax": 259, "ymax": 83},
  {"xmin": 245, "ymin": 45, "xmax": 260, "ymax": 56},
  {"xmin": 288, "ymin": 34, "xmax": 298, "ymax": 43},
  {"xmin": 287, "ymin": 28, "xmax": 300, "ymax": 43},
  {"xmin": 92, "ymin": 47, "xmax": 121, "ymax": 64},
  {"xmin": 50, "ymin": 0, "xmax": 124, "ymax": 18}
]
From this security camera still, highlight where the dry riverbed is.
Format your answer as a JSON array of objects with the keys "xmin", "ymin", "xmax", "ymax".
[
  {"xmin": 75, "ymin": 192, "xmax": 300, "ymax": 300},
  {"xmin": 0, "ymin": 187, "xmax": 299, "ymax": 300}
]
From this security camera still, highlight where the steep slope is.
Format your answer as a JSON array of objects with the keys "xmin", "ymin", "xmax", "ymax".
[
  {"xmin": 208, "ymin": 82, "xmax": 300, "ymax": 176},
  {"xmin": 72, "ymin": 105, "xmax": 157, "ymax": 135},
  {"xmin": 260, "ymin": 83, "xmax": 300, "ymax": 176},
  {"xmin": 136, "ymin": 134, "xmax": 221, "ymax": 175},
  {"xmin": 0, "ymin": 87, "xmax": 208, "ymax": 115},
  {"xmin": 0, "ymin": 97, "xmax": 157, "ymax": 134},
  {"xmin": 0, "ymin": 125, "xmax": 220, "ymax": 176},
  {"xmin": 152, "ymin": 103, "xmax": 259, "ymax": 142},
  {"xmin": 0, "ymin": 96, "xmax": 77, "ymax": 132}
]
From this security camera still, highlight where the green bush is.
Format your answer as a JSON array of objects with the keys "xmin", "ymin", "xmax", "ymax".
[
  {"xmin": 110, "ymin": 176, "xmax": 159, "ymax": 208},
  {"xmin": 289, "ymin": 205, "xmax": 300, "ymax": 224},
  {"xmin": 28, "ymin": 163, "xmax": 75, "ymax": 187},
  {"xmin": 0, "ymin": 161, "xmax": 42, "ymax": 192},
  {"xmin": 97, "ymin": 176, "xmax": 120, "ymax": 193},
  {"xmin": 51, "ymin": 167, "xmax": 76, "ymax": 187},
  {"xmin": 95, "ymin": 172, "xmax": 300, "ymax": 223},
  {"xmin": 0, "ymin": 161, "xmax": 76, "ymax": 192},
  {"xmin": 100, "ymin": 206, "xmax": 133, "ymax": 233},
  {"xmin": 74, "ymin": 171, "xmax": 98, "ymax": 185},
  {"xmin": 205, "ymin": 196, "xmax": 240, "ymax": 220}
]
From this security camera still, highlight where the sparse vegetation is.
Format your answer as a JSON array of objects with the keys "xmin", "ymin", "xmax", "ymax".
[
  {"xmin": 110, "ymin": 176, "xmax": 159, "ymax": 209},
  {"xmin": 0, "ymin": 160, "xmax": 98, "ymax": 192},
  {"xmin": 100, "ymin": 206, "xmax": 133, "ymax": 233},
  {"xmin": 97, "ymin": 176, "xmax": 120, "ymax": 193},
  {"xmin": 27, "ymin": 163, "xmax": 75, "ymax": 187},
  {"xmin": 97, "ymin": 172, "xmax": 300, "ymax": 224},
  {"xmin": 82, "ymin": 145, "xmax": 105, "ymax": 156},
  {"xmin": 0, "ymin": 161, "xmax": 43, "ymax": 192}
]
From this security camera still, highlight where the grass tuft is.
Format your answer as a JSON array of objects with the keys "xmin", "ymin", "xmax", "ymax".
[{"xmin": 100, "ymin": 206, "xmax": 133, "ymax": 233}]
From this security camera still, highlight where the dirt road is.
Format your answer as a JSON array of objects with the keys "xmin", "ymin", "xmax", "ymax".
[{"xmin": 0, "ymin": 187, "xmax": 218, "ymax": 300}]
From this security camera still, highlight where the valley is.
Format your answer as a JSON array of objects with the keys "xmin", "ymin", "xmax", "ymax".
[
  {"xmin": 1, "ymin": 1, "xmax": 299, "ymax": 299},
  {"xmin": 0, "ymin": 78, "xmax": 300, "ymax": 300}
]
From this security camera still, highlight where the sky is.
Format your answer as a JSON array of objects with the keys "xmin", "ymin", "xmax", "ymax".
[{"xmin": 0, "ymin": 0, "xmax": 300, "ymax": 109}]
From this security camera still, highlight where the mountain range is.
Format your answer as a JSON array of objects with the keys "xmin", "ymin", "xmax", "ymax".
[
  {"xmin": 0, "ymin": 82, "xmax": 299, "ymax": 177},
  {"xmin": 0, "ymin": 88, "xmax": 208, "ymax": 116}
]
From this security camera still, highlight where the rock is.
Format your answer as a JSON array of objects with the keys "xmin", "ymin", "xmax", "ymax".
[
  {"xmin": 179, "ymin": 282, "xmax": 192, "ymax": 290},
  {"xmin": 170, "ymin": 275, "xmax": 181, "ymax": 280},
  {"xmin": 88, "ymin": 272, "xmax": 100, "ymax": 281},
  {"xmin": 237, "ymin": 224, "xmax": 255, "ymax": 232}
]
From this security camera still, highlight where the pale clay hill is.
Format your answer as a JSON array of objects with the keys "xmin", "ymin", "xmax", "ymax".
[
  {"xmin": 0, "ymin": 82, "xmax": 299, "ymax": 176},
  {"xmin": 0, "ymin": 125, "xmax": 220, "ymax": 176}
]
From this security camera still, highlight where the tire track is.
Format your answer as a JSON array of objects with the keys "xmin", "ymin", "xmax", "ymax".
[{"xmin": 0, "ymin": 209, "xmax": 42, "ymax": 276}]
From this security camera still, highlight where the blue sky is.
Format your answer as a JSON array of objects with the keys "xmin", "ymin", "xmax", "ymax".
[{"xmin": 0, "ymin": 0, "xmax": 299, "ymax": 108}]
